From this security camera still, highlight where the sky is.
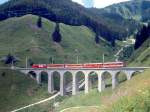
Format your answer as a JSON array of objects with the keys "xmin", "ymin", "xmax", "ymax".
[
  {"xmin": 82, "ymin": 0, "xmax": 94, "ymax": 8},
  {"xmin": 72, "ymin": 0, "xmax": 130, "ymax": 8},
  {"xmin": 0, "ymin": 0, "xmax": 9, "ymax": 4}
]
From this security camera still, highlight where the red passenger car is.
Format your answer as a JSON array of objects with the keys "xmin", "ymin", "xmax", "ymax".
[
  {"xmin": 32, "ymin": 64, "xmax": 47, "ymax": 68},
  {"xmin": 32, "ymin": 62, "xmax": 125, "ymax": 69}
]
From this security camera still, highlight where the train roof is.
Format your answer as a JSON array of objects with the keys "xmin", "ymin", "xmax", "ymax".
[
  {"xmin": 84, "ymin": 62, "xmax": 124, "ymax": 64},
  {"xmin": 33, "ymin": 62, "xmax": 124, "ymax": 65}
]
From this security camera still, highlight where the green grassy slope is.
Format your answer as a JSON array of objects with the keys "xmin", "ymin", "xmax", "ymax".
[
  {"xmin": 0, "ymin": 14, "xmax": 116, "ymax": 67},
  {"xmin": 0, "ymin": 15, "xmax": 117, "ymax": 112},
  {"xmin": 55, "ymin": 38, "xmax": 150, "ymax": 112},
  {"xmin": 57, "ymin": 69, "xmax": 150, "ymax": 112},
  {"xmin": 0, "ymin": 69, "xmax": 51, "ymax": 112},
  {"xmin": 128, "ymin": 38, "xmax": 150, "ymax": 66}
]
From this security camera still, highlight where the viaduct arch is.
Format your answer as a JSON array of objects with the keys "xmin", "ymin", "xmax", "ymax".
[{"xmin": 18, "ymin": 67, "xmax": 148, "ymax": 96}]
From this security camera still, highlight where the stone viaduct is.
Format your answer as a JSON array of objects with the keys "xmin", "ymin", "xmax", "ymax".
[{"xmin": 14, "ymin": 67, "xmax": 149, "ymax": 96}]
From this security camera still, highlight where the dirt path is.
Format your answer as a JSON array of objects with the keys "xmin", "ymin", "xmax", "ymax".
[
  {"xmin": 114, "ymin": 45, "xmax": 129, "ymax": 61},
  {"xmin": 114, "ymin": 47, "xmax": 124, "ymax": 61},
  {"xmin": 11, "ymin": 92, "xmax": 60, "ymax": 112},
  {"xmin": 60, "ymin": 106, "xmax": 101, "ymax": 112}
]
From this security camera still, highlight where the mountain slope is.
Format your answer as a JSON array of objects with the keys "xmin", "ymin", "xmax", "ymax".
[
  {"xmin": 0, "ymin": 69, "xmax": 51, "ymax": 112},
  {"xmin": 129, "ymin": 38, "xmax": 150, "ymax": 66},
  {"xmin": 88, "ymin": 0, "xmax": 150, "ymax": 40},
  {"xmin": 88, "ymin": 7, "xmax": 141, "ymax": 40},
  {"xmin": 0, "ymin": 0, "xmax": 142, "ymax": 42},
  {"xmin": 57, "ymin": 69, "xmax": 150, "ymax": 112},
  {"xmin": 0, "ymin": 14, "xmax": 117, "ymax": 112},
  {"xmin": 0, "ymin": 14, "xmax": 116, "ymax": 66},
  {"xmin": 100, "ymin": 0, "xmax": 150, "ymax": 22}
]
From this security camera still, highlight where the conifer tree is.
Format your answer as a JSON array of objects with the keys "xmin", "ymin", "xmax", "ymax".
[
  {"xmin": 52, "ymin": 23, "xmax": 62, "ymax": 43},
  {"xmin": 37, "ymin": 16, "xmax": 42, "ymax": 28},
  {"xmin": 95, "ymin": 33, "xmax": 100, "ymax": 44}
]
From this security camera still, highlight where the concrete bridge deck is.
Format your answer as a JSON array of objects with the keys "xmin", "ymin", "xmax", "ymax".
[{"xmin": 12, "ymin": 67, "xmax": 150, "ymax": 70}]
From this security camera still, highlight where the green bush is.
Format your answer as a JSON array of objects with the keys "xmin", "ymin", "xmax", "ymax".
[{"xmin": 111, "ymin": 88, "xmax": 150, "ymax": 112}]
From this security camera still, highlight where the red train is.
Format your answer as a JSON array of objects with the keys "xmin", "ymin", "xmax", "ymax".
[{"xmin": 32, "ymin": 62, "xmax": 125, "ymax": 69}]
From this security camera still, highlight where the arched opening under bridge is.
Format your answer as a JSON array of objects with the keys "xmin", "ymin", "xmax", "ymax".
[
  {"xmin": 64, "ymin": 71, "xmax": 73, "ymax": 95},
  {"xmin": 115, "ymin": 71, "xmax": 127, "ymax": 84},
  {"xmin": 40, "ymin": 71, "xmax": 48, "ymax": 84},
  {"xmin": 88, "ymin": 71, "xmax": 98, "ymax": 90},
  {"xmin": 131, "ymin": 71, "xmax": 142, "ymax": 78},
  {"xmin": 28, "ymin": 71, "xmax": 36, "ymax": 79},
  {"xmin": 52, "ymin": 71, "xmax": 60, "ymax": 92},
  {"xmin": 75, "ymin": 71, "xmax": 85, "ymax": 92},
  {"xmin": 101, "ymin": 72, "xmax": 112, "ymax": 89}
]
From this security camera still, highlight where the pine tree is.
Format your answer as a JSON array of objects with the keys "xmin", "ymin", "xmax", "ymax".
[
  {"xmin": 52, "ymin": 23, "xmax": 62, "ymax": 43},
  {"xmin": 4, "ymin": 54, "xmax": 15, "ymax": 64},
  {"xmin": 95, "ymin": 33, "xmax": 100, "ymax": 44},
  {"xmin": 111, "ymin": 39, "xmax": 116, "ymax": 47},
  {"xmin": 37, "ymin": 16, "xmax": 42, "ymax": 28}
]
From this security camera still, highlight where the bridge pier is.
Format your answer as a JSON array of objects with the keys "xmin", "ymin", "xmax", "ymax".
[
  {"xmin": 60, "ymin": 72, "xmax": 66, "ymax": 96},
  {"xmin": 36, "ymin": 72, "xmax": 41, "ymax": 84},
  {"xmin": 85, "ymin": 74, "xmax": 89, "ymax": 94},
  {"xmin": 48, "ymin": 72, "xmax": 54, "ymax": 94},
  {"xmin": 112, "ymin": 73, "xmax": 118, "ymax": 89},
  {"xmin": 72, "ymin": 72, "xmax": 78, "ymax": 95},
  {"xmin": 98, "ymin": 74, "xmax": 102, "ymax": 92},
  {"xmin": 98, "ymin": 72, "xmax": 106, "ymax": 92},
  {"xmin": 125, "ymin": 71, "xmax": 135, "ymax": 80}
]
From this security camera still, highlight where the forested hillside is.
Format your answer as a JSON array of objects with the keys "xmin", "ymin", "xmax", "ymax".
[
  {"xmin": 129, "ymin": 38, "xmax": 150, "ymax": 66},
  {"xmin": 0, "ymin": 0, "xmax": 144, "ymax": 44},
  {"xmin": 134, "ymin": 23, "xmax": 150, "ymax": 49},
  {"xmin": 94, "ymin": 0, "xmax": 150, "ymax": 22}
]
